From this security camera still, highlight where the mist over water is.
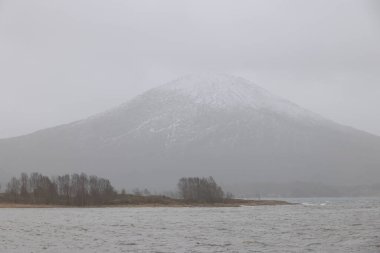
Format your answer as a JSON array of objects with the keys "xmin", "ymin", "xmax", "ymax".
[{"xmin": 1, "ymin": 198, "xmax": 379, "ymax": 252}]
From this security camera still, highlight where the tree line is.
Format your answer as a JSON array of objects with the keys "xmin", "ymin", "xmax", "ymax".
[
  {"xmin": 4, "ymin": 172, "xmax": 116, "ymax": 206},
  {"xmin": 177, "ymin": 176, "xmax": 229, "ymax": 203},
  {"xmin": 2, "ymin": 174, "xmax": 232, "ymax": 206}
]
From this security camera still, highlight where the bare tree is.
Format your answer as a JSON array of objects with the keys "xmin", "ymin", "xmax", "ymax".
[
  {"xmin": 20, "ymin": 173, "xmax": 29, "ymax": 200},
  {"xmin": 178, "ymin": 177, "xmax": 224, "ymax": 203},
  {"xmin": 6, "ymin": 177, "xmax": 21, "ymax": 202},
  {"xmin": 4, "ymin": 172, "xmax": 117, "ymax": 206}
]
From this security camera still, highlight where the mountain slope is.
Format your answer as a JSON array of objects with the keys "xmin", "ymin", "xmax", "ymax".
[{"xmin": 1, "ymin": 74, "xmax": 380, "ymax": 195}]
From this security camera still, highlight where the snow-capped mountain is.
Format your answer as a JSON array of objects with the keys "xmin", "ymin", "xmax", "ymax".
[
  {"xmin": 160, "ymin": 74, "xmax": 319, "ymax": 118},
  {"xmin": 1, "ymin": 74, "xmax": 380, "ymax": 195}
]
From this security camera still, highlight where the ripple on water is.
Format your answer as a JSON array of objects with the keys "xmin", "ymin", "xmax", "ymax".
[{"xmin": 0, "ymin": 198, "xmax": 379, "ymax": 252}]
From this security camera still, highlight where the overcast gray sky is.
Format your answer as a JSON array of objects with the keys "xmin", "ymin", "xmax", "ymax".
[{"xmin": 0, "ymin": 0, "xmax": 379, "ymax": 138}]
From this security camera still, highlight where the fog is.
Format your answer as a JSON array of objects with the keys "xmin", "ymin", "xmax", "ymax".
[{"xmin": 0, "ymin": 0, "xmax": 380, "ymax": 138}]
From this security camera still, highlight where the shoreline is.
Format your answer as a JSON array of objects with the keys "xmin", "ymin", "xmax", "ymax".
[{"xmin": 0, "ymin": 199, "xmax": 292, "ymax": 208}]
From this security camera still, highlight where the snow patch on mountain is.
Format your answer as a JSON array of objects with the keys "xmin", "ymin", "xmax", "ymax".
[{"xmin": 157, "ymin": 73, "xmax": 322, "ymax": 121}]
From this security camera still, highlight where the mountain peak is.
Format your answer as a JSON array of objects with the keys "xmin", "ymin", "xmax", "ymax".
[
  {"xmin": 158, "ymin": 73, "xmax": 272, "ymax": 107},
  {"xmin": 155, "ymin": 73, "xmax": 311, "ymax": 118},
  {"xmin": 162, "ymin": 73, "xmax": 263, "ymax": 95}
]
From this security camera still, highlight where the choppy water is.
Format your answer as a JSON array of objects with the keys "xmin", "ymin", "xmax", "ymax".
[{"xmin": 0, "ymin": 198, "xmax": 379, "ymax": 252}]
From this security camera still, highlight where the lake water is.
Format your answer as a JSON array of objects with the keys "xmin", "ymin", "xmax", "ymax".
[{"xmin": 0, "ymin": 198, "xmax": 379, "ymax": 252}]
